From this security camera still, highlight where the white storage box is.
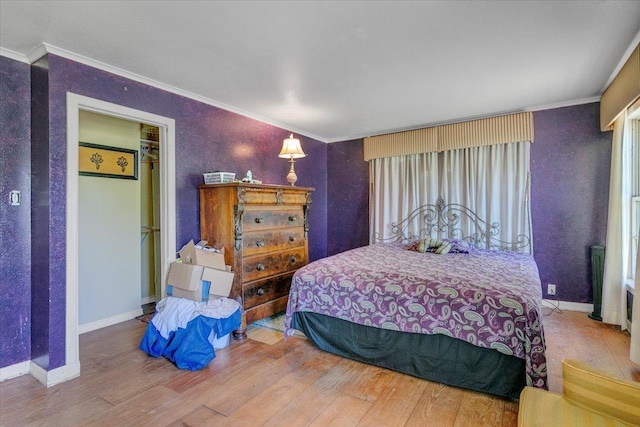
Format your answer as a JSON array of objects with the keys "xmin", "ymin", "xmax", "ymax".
[
  {"xmin": 203, "ymin": 172, "xmax": 236, "ymax": 184},
  {"xmin": 212, "ymin": 333, "xmax": 230, "ymax": 349}
]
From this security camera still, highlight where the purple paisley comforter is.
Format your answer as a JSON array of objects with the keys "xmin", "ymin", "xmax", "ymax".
[{"xmin": 285, "ymin": 243, "xmax": 547, "ymax": 389}]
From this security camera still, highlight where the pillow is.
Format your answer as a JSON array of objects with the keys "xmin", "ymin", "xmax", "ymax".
[
  {"xmin": 442, "ymin": 238, "xmax": 474, "ymax": 253},
  {"xmin": 407, "ymin": 237, "xmax": 470, "ymax": 254},
  {"xmin": 435, "ymin": 241, "xmax": 453, "ymax": 254},
  {"xmin": 418, "ymin": 237, "xmax": 443, "ymax": 253},
  {"xmin": 404, "ymin": 240, "xmax": 420, "ymax": 252}
]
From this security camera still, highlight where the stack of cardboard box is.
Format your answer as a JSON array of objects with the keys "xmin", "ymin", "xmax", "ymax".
[{"xmin": 166, "ymin": 240, "xmax": 234, "ymax": 301}]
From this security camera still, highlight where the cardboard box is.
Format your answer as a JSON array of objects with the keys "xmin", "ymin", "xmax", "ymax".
[
  {"xmin": 179, "ymin": 240, "xmax": 225, "ymax": 270},
  {"xmin": 167, "ymin": 284, "xmax": 210, "ymax": 302},
  {"xmin": 201, "ymin": 265, "xmax": 234, "ymax": 298},
  {"xmin": 166, "ymin": 261, "xmax": 234, "ymax": 302}
]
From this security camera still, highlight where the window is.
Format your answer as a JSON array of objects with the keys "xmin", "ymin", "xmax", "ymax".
[
  {"xmin": 369, "ymin": 141, "xmax": 531, "ymax": 253},
  {"xmin": 627, "ymin": 116, "xmax": 640, "ymax": 285}
]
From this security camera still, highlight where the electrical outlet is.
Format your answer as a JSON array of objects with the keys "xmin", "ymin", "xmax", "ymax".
[{"xmin": 547, "ymin": 284, "xmax": 556, "ymax": 295}]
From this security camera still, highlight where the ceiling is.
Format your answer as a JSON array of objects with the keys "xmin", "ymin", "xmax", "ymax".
[{"xmin": 1, "ymin": 1, "xmax": 639, "ymax": 142}]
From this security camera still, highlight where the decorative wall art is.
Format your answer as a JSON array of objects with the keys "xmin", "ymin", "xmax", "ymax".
[{"xmin": 79, "ymin": 142, "xmax": 138, "ymax": 180}]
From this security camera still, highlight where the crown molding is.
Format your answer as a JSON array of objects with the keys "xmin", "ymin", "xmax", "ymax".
[
  {"xmin": 0, "ymin": 47, "xmax": 30, "ymax": 63},
  {"xmin": 2, "ymin": 42, "xmax": 331, "ymax": 142},
  {"xmin": 26, "ymin": 43, "xmax": 48, "ymax": 63},
  {"xmin": 340, "ymin": 96, "xmax": 602, "ymax": 143},
  {"xmin": 524, "ymin": 96, "xmax": 601, "ymax": 113},
  {"xmin": 0, "ymin": 41, "xmax": 609, "ymax": 144},
  {"xmin": 33, "ymin": 43, "xmax": 330, "ymax": 143}
]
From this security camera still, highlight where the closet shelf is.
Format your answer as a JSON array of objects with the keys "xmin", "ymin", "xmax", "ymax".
[{"xmin": 140, "ymin": 139, "xmax": 159, "ymax": 145}]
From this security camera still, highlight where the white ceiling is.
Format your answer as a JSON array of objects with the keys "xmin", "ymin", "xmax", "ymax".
[{"xmin": 1, "ymin": 1, "xmax": 639, "ymax": 142}]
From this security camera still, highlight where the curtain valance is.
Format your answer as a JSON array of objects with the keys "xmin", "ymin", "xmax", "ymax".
[
  {"xmin": 601, "ymin": 42, "xmax": 640, "ymax": 132},
  {"xmin": 364, "ymin": 112, "xmax": 533, "ymax": 161}
]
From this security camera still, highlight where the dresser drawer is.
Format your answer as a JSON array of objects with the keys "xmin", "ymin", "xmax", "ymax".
[
  {"xmin": 243, "ymin": 272, "xmax": 293, "ymax": 310},
  {"xmin": 242, "ymin": 247, "xmax": 307, "ymax": 282},
  {"xmin": 243, "ymin": 227, "xmax": 305, "ymax": 256},
  {"xmin": 240, "ymin": 187, "xmax": 310, "ymax": 206},
  {"xmin": 242, "ymin": 207, "xmax": 304, "ymax": 232}
]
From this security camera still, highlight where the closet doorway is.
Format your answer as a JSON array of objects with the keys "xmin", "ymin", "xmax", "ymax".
[
  {"xmin": 63, "ymin": 93, "xmax": 175, "ymax": 384},
  {"xmin": 140, "ymin": 124, "xmax": 161, "ymax": 305},
  {"xmin": 76, "ymin": 113, "xmax": 164, "ymax": 331},
  {"xmin": 67, "ymin": 93, "xmax": 176, "ymax": 354}
]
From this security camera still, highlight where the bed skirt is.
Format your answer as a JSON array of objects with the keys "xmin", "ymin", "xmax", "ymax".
[{"xmin": 291, "ymin": 311, "xmax": 526, "ymax": 400}]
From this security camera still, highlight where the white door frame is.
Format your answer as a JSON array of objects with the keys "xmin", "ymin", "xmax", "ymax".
[{"xmin": 54, "ymin": 92, "xmax": 176, "ymax": 386}]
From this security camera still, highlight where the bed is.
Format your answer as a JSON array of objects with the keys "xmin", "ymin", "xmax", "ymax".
[{"xmin": 284, "ymin": 200, "xmax": 547, "ymax": 399}]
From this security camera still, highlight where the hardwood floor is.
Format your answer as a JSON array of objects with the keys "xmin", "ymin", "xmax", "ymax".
[{"xmin": 1, "ymin": 309, "xmax": 638, "ymax": 427}]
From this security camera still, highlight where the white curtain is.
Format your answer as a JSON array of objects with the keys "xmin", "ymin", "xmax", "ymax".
[
  {"xmin": 440, "ymin": 141, "xmax": 531, "ymax": 251},
  {"xmin": 369, "ymin": 141, "xmax": 531, "ymax": 252},
  {"xmin": 632, "ymin": 228, "xmax": 640, "ymax": 363},
  {"xmin": 370, "ymin": 153, "xmax": 439, "ymax": 242},
  {"xmin": 602, "ymin": 112, "xmax": 630, "ymax": 328}
]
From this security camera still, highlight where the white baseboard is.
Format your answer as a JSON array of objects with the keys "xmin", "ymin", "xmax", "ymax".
[
  {"xmin": 30, "ymin": 360, "xmax": 81, "ymax": 387},
  {"xmin": 78, "ymin": 308, "xmax": 143, "ymax": 335},
  {"xmin": 0, "ymin": 360, "xmax": 30, "ymax": 382},
  {"xmin": 1, "ymin": 359, "xmax": 82, "ymax": 387},
  {"xmin": 141, "ymin": 295, "xmax": 157, "ymax": 305},
  {"xmin": 543, "ymin": 299, "xmax": 593, "ymax": 313}
]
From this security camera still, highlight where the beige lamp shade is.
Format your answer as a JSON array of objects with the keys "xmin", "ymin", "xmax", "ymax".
[{"xmin": 278, "ymin": 134, "xmax": 306, "ymax": 159}]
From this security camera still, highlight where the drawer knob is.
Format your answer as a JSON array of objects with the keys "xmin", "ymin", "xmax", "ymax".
[
  {"xmin": 256, "ymin": 240, "xmax": 265, "ymax": 247},
  {"xmin": 290, "ymin": 256, "xmax": 297, "ymax": 264},
  {"xmin": 256, "ymin": 263, "xmax": 265, "ymax": 271},
  {"xmin": 288, "ymin": 215, "xmax": 297, "ymax": 222},
  {"xmin": 255, "ymin": 217, "xmax": 264, "ymax": 224},
  {"xmin": 256, "ymin": 288, "xmax": 265, "ymax": 296},
  {"xmin": 289, "ymin": 236, "xmax": 296, "ymax": 242}
]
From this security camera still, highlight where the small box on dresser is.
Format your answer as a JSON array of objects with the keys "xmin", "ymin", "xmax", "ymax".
[{"xmin": 198, "ymin": 182, "xmax": 314, "ymax": 339}]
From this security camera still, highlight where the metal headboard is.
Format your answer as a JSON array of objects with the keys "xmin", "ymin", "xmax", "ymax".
[{"xmin": 373, "ymin": 199, "xmax": 531, "ymax": 252}]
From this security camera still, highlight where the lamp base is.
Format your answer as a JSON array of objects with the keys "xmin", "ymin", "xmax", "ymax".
[{"xmin": 286, "ymin": 159, "xmax": 297, "ymax": 186}]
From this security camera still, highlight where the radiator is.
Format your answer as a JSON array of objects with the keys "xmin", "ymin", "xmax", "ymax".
[
  {"xmin": 627, "ymin": 290, "xmax": 634, "ymax": 326},
  {"xmin": 589, "ymin": 245, "xmax": 605, "ymax": 321}
]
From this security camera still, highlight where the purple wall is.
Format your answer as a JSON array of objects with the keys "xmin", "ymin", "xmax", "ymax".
[
  {"xmin": 0, "ymin": 56, "xmax": 32, "ymax": 367},
  {"xmin": 531, "ymin": 103, "xmax": 612, "ymax": 301},
  {"xmin": 327, "ymin": 139, "xmax": 369, "ymax": 255}
]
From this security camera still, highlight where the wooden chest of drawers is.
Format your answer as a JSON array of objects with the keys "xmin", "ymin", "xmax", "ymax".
[{"xmin": 198, "ymin": 182, "xmax": 314, "ymax": 338}]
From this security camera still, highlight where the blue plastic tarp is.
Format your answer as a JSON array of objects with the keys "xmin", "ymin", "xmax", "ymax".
[{"xmin": 140, "ymin": 308, "xmax": 241, "ymax": 370}]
